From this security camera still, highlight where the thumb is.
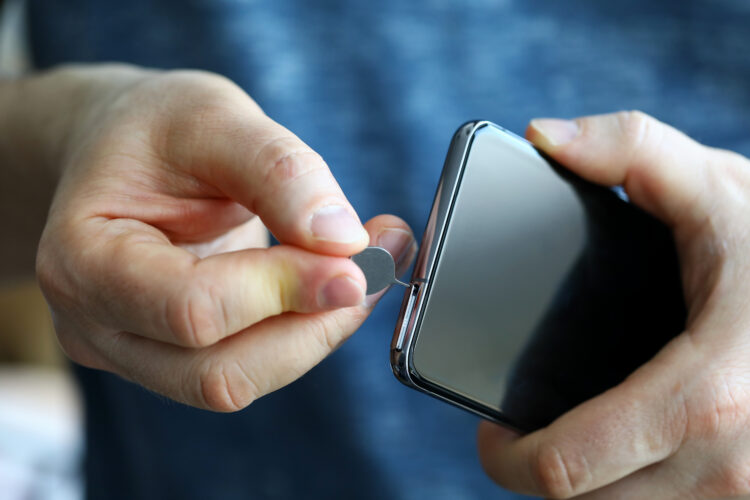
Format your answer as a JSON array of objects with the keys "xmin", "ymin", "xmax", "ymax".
[{"xmin": 526, "ymin": 111, "xmax": 715, "ymax": 230}]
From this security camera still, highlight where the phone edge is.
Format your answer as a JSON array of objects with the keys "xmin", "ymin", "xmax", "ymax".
[{"xmin": 389, "ymin": 121, "xmax": 532, "ymax": 431}]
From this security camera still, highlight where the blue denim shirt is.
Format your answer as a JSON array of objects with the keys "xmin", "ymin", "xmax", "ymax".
[{"xmin": 27, "ymin": 1, "xmax": 750, "ymax": 498}]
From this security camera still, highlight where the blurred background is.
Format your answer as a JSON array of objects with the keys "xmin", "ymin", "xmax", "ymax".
[
  {"xmin": 0, "ymin": 1, "xmax": 83, "ymax": 499},
  {"xmin": 3, "ymin": 1, "xmax": 747, "ymax": 499}
]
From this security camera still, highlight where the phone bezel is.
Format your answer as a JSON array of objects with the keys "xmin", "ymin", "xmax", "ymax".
[{"xmin": 390, "ymin": 120, "xmax": 528, "ymax": 432}]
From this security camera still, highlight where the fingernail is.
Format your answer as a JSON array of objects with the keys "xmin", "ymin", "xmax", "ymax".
[
  {"xmin": 530, "ymin": 119, "xmax": 579, "ymax": 147},
  {"xmin": 310, "ymin": 205, "xmax": 367, "ymax": 244},
  {"xmin": 377, "ymin": 228, "xmax": 414, "ymax": 267},
  {"xmin": 318, "ymin": 275, "xmax": 365, "ymax": 309}
]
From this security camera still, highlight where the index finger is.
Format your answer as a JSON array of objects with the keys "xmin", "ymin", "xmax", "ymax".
[{"xmin": 158, "ymin": 74, "xmax": 369, "ymax": 256}]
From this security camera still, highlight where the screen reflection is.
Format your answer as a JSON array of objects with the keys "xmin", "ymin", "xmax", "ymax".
[{"xmin": 411, "ymin": 126, "xmax": 685, "ymax": 431}]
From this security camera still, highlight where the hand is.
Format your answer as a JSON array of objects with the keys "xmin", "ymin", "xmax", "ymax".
[
  {"xmin": 478, "ymin": 111, "xmax": 750, "ymax": 499},
  {"xmin": 35, "ymin": 65, "xmax": 416, "ymax": 411}
]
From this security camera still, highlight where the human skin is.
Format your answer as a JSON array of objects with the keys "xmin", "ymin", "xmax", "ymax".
[
  {"xmin": 479, "ymin": 112, "xmax": 750, "ymax": 499},
  {"xmin": 5, "ymin": 65, "xmax": 750, "ymax": 499},
  {"xmin": 0, "ymin": 64, "xmax": 416, "ymax": 410}
]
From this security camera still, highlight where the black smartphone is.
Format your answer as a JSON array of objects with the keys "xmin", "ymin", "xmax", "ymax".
[{"xmin": 391, "ymin": 121, "xmax": 686, "ymax": 433}]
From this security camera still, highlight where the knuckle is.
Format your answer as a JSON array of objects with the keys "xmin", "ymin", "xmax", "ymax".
[
  {"xmin": 256, "ymin": 136, "xmax": 327, "ymax": 192},
  {"xmin": 722, "ymin": 149, "xmax": 750, "ymax": 172},
  {"xmin": 688, "ymin": 372, "xmax": 750, "ymax": 439},
  {"xmin": 615, "ymin": 110, "xmax": 660, "ymax": 154},
  {"xmin": 158, "ymin": 70, "xmax": 244, "ymax": 112},
  {"xmin": 532, "ymin": 441, "xmax": 591, "ymax": 499},
  {"xmin": 35, "ymin": 250, "xmax": 57, "ymax": 298},
  {"xmin": 198, "ymin": 362, "xmax": 258, "ymax": 412},
  {"xmin": 709, "ymin": 148, "xmax": 750, "ymax": 198},
  {"xmin": 165, "ymin": 283, "xmax": 225, "ymax": 347},
  {"xmin": 35, "ymin": 231, "xmax": 68, "ymax": 303}
]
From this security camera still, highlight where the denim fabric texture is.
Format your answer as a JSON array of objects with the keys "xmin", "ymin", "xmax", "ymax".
[{"xmin": 27, "ymin": 1, "xmax": 750, "ymax": 498}]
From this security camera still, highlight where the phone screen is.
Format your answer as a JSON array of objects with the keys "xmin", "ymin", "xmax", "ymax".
[{"xmin": 410, "ymin": 125, "xmax": 685, "ymax": 431}]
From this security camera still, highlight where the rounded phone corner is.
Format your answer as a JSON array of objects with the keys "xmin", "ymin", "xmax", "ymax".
[
  {"xmin": 389, "ymin": 281, "xmax": 423, "ymax": 384},
  {"xmin": 389, "ymin": 348, "xmax": 411, "ymax": 385}
]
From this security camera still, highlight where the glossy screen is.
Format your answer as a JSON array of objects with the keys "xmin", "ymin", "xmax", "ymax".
[{"xmin": 410, "ymin": 125, "xmax": 685, "ymax": 431}]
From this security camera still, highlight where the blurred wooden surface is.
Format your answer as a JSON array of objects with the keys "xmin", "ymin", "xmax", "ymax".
[{"xmin": 0, "ymin": 280, "xmax": 62, "ymax": 366}]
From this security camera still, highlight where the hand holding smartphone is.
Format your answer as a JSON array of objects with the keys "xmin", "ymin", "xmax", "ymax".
[{"xmin": 390, "ymin": 121, "xmax": 686, "ymax": 432}]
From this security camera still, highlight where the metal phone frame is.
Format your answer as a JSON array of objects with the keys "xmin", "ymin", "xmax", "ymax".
[{"xmin": 389, "ymin": 120, "xmax": 527, "ymax": 431}]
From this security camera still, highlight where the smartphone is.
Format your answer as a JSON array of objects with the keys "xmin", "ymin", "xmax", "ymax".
[{"xmin": 391, "ymin": 121, "xmax": 686, "ymax": 433}]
